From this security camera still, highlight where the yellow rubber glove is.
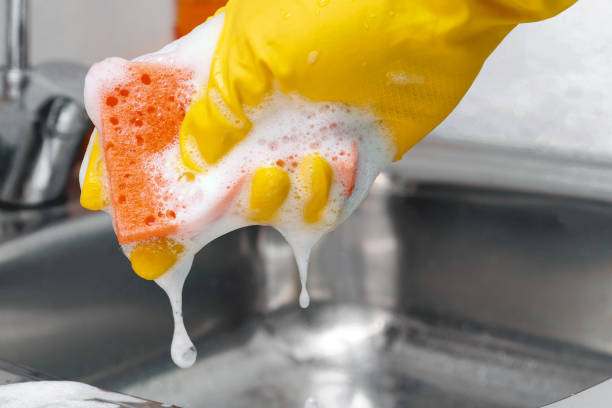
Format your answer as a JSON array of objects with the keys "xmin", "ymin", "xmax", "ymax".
[{"xmin": 180, "ymin": 0, "xmax": 577, "ymax": 165}]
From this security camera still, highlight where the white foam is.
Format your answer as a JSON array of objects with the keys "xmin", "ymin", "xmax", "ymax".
[
  {"xmin": 78, "ymin": 130, "xmax": 97, "ymax": 189},
  {"xmin": 0, "ymin": 381, "xmax": 143, "ymax": 408},
  {"xmin": 83, "ymin": 56, "xmax": 135, "ymax": 133}
]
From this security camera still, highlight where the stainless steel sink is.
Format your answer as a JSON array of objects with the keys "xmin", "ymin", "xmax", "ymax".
[{"xmin": 3, "ymin": 142, "xmax": 612, "ymax": 407}]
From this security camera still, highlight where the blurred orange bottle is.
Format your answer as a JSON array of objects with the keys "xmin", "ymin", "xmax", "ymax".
[{"xmin": 175, "ymin": 0, "xmax": 228, "ymax": 38}]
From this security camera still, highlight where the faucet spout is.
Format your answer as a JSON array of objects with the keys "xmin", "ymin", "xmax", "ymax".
[{"xmin": 0, "ymin": 0, "xmax": 91, "ymax": 206}]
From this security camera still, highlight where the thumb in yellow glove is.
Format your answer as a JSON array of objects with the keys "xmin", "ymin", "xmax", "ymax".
[{"xmin": 180, "ymin": 0, "xmax": 577, "ymax": 166}]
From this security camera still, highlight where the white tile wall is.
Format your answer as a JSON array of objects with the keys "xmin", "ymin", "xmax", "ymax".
[{"xmin": 433, "ymin": 0, "xmax": 612, "ymax": 158}]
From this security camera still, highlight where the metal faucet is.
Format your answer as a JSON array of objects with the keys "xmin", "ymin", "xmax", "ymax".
[{"xmin": 0, "ymin": 0, "xmax": 91, "ymax": 206}]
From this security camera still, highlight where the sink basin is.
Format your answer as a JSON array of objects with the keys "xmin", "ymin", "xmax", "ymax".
[{"xmin": 2, "ymin": 170, "xmax": 612, "ymax": 407}]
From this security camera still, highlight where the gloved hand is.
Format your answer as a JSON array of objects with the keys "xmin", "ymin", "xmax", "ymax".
[
  {"xmin": 181, "ymin": 0, "xmax": 577, "ymax": 165},
  {"xmin": 80, "ymin": 0, "xmax": 579, "ymax": 281}
]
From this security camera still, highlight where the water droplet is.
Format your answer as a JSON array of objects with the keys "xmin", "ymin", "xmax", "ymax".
[
  {"xmin": 387, "ymin": 71, "xmax": 425, "ymax": 85},
  {"xmin": 318, "ymin": 0, "xmax": 330, "ymax": 7},
  {"xmin": 156, "ymin": 258, "xmax": 198, "ymax": 368},
  {"xmin": 308, "ymin": 50, "xmax": 319, "ymax": 65}
]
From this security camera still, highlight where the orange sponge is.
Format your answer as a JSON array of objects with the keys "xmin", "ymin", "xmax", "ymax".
[{"xmin": 98, "ymin": 61, "xmax": 195, "ymax": 244}]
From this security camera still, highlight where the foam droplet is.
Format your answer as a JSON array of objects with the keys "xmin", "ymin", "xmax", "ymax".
[
  {"xmin": 299, "ymin": 287, "xmax": 310, "ymax": 309},
  {"xmin": 294, "ymin": 246, "xmax": 311, "ymax": 309},
  {"xmin": 170, "ymin": 313, "xmax": 197, "ymax": 369},
  {"xmin": 155, "ymin": 256, "xmax": 197, "ymax": 368},
  {"xmin": 308, "ymin": 50, "xmax": 319, "ymax": 65}
]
